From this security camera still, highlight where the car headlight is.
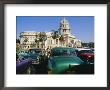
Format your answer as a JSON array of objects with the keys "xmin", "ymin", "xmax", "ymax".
[{"xmin": 88, "ymin": 56, "xmax": 91, "ymax": 58}]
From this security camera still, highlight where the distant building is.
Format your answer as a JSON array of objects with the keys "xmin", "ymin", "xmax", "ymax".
[{"xmin": 19, "ymin": 18, "xmax": 82, "ymax": 50}]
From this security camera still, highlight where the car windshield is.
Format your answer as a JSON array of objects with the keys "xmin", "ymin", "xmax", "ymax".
[
  {"xmin": 51, "ymin": 49, "xmax": 77, "ymax": 56},
  {"xmin": 29, "ymin": 49, "xmax": 41, "ymax": 54},
  {"xmin": 79, "ymin": 50, "xmax": 93, "ymax": 54}
]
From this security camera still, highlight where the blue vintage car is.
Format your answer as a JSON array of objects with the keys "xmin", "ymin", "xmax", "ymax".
[
  {"xmin": 17, "ymin": 50, "xmax": 30, "ymax": 59},
  {"xmin": 28, "ymin": 48, "xmax": 42, "ymax": 64},
  {"xmin": 17, "ymin": 49, "xmax": 42, "ymax": 64},
  {"xmin": 16, "ymin": 58, "xmax": 32, "ymax": 74},
  {"xmin": 16, "ymin": 49, "xmax": 42, "ymax": 73}
]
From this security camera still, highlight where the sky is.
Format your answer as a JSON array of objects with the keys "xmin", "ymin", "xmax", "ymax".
[{"xmin": 16, "ymin": 16, "xmax": 94, "ymax": 43}]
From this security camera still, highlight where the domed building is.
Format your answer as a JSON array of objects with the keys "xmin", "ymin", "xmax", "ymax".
[
  {"xmin": 59, "ymin": 17, "xmax": 70, "ymax": 35},
  {"xmin": 19, "ymin": 17, "xmax": 82, "ymax": 50}
]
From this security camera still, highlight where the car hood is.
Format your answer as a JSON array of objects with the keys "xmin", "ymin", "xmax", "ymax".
[{"xmin": 50, "ymin": 56, "xmax": 83, "ymax": 74}]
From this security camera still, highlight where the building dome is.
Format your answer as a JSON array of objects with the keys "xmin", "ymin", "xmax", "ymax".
[
  {"xmin": 60, "ymin": 17, "xmax": 69, "ymax": 24},
  {"xmin": 59, "ymin": 17, "xmax": 70, "ymax": 35}
]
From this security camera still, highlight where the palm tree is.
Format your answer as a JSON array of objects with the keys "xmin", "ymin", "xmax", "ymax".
[
  {"xmin": 16, "ymin": 39, "xmax": 20, "ymax": 44},
  {"xmin": 35, "ymin": 34, "xmax": 39, "ymax": 48},
  {"xmin": 51, "ymin": 30, "xmax": 59, "ymax": 45},
  {"xmin": 23, "ymin": 37, "xmax": 28, "ymax": 49},
  {"xmin": 39, "ymin": 32, "xmax": 47, "ymax": 49},
  {"xmin": 59, "ymin": 35, "xmax": 65, "ymax": 46},
  {"xmin": 52, "ymin": 30, "xmax": 59, "ymax": 39}
]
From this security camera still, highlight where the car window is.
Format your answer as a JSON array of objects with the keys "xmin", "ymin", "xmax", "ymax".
[
  {"xmin": 29, "ymin": 49, "xmax": 41, "ymax": 54},
  {"xmin": 51, "ymin": 49, "xmax": 77, "ymax": 56},
  {"xmin": 51, "ymin": 50, "xmax": 62, "ymax": 56}
]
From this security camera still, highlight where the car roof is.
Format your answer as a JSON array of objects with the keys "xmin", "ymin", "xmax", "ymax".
[{"xmin": 76, "ymin": 48, "xmax": 91, "ymax": 51}]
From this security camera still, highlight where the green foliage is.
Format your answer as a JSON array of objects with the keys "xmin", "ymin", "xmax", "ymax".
[
  {"xmin": 39, "ymin": 32, "xmax": 47, "ymax": 42},
  {"xmin": 16, "ymin": 43, "xmax": 20, "ymax": 52},
  {"xmin": 82, "ymin": 42, "xmax": 94, "ymax": 48},
  {"xmin": 34, "ymin": 32, "xmax": 47, "ymax": 49},
  {"xmin": 52, "ymin": 30, "xmax": 59, "ymax": 39},
  {"xmin": 59, "ymin": 35, "xmax": 65, "ymax": 42},
  {"xmin": 16, "ymin": 39, "xmax": 20, "ymax": 43}
]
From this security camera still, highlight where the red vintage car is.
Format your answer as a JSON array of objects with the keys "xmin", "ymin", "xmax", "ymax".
[{"xmin": 77, "ymin": 49, "xmax": 94, "ymax": 64}]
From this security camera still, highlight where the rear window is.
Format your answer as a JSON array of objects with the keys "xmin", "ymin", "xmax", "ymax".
[{"xmin": 51, "ymin": 49, "xmax": 77, "ymax": 56}]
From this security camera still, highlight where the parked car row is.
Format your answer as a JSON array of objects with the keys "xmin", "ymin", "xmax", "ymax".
[
  {"xmin": 16, "ymin": 48, "xmax": 48, "ymax": 74},
  {"xmin": 16, "ymin": 47, "xmax": 94, "ymax": 74}
]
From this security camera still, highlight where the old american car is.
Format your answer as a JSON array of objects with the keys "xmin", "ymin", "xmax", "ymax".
[
  {"xmin": 17, "ymin": 50, "xmax": 30, "ymax": 59},
  {"xmin": 17, "ymin": 48, "xmax": 42, "ymax": 64},
  {"xmin": 16, "ymin": 58, "xmax": 32, "ymax": 74},
  {"xmin": 48, "ymin": 47, "xmax": 85, "ymax": 74},
  {"xmin": 16, "ymin": 49, "xmax": 42, "ymax": 74},
  {"xmin": 77, "ymin": 49, "xmax": 94, "ymax": 64},
  {"xmin": 28, "ymin": 48, "xmax": 42, "ymax": 64}
]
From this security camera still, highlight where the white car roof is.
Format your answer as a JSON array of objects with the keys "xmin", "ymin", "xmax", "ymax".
[{"xmin": 77, "ymin": 48, "xmax": 91, "ymax": 51}]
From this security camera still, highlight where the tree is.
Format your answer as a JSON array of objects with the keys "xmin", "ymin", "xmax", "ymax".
[
  {"xmin": 16, "ymin": 39, "xmax": 21, "ymax": 51},
  {"xmin": 22, "ymin": 37, "xmax": 28, "ymax": 49},
  {"xmin": 51, "ymin": 30, "xmax": 59, "ymax": 39},
  {"xmin": 16, "ymin": 43, "xmax": 21, "ymax": 52},
  {"xmin": 81, "ymin": 42, "xmax": 88, "ymax": 47},
  {"xmin": 51, "ymin": 30, "xmax": 59, "ymax": 45},
  {"xmin": 88, "ymin": 42, "xmax": 94, "ymax": 48},
  {"xmin": 81, "ymin": 42, "xmax": 94, "ymax": 48},
  {"xmin": 38, "ymin": 32, "xmax": 47, "ymax": 49},
  {"xmin": 59, "ymin": 35, "xmax": 65, "ymax": 46},
  {"xmin": 35, "ymin": 34, "xmax": 39, "ymax": 48},
  {"xmin": 16, "ymin": 39, "xmax": 20, "ymax": 44}
]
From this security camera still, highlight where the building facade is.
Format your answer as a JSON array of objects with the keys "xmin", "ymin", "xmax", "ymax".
[{"xmin": 19, "ymin": 18, "xmax": 82, "ymax": 50}]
